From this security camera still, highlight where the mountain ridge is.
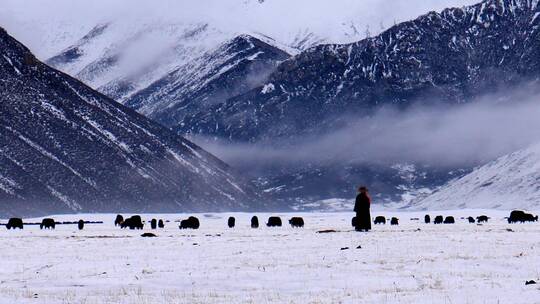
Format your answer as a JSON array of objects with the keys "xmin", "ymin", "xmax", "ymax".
[{"xmin": 0, "ymin": 26, "xmax": 258, "ymax": 217}]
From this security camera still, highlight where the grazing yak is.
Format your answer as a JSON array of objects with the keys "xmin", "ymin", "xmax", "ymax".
[
  {"xmin": 434, "ymin": 215, "xmax": 444, "ymax": 224},
  {"xmin": 251, "ymin": 216, "xmax": 259, "ymax": 228},
  {"xmin": 444, "ymin": 216, "xmax": 455, "ymax": 224},
  {"xmin": 40, "ymin": 218, "xmax": 56, "ymax": 229},
  {"xmin": 115, "ymin": 214, "xmax": 124, "ymax": 226},
  {"xmin": 267, "ymin": 216, "xmax": 282, "ymax": 227},
  {"xmin": 78, "ymin": 220, "xmax": 84, "ymax": 230},
  {"xmin": 508, "ymin": 210, "xmax": 539, "ymax": 223},
  {"xmin": 390, "ymin": 217, "xmax": 399, "ymax": 226},
  {"xmin": 228, "ymin": 217, "xmax": 236, "ymax": 228},
  {"xmin": 374, "ymin": 216, "xmax": 386, "ymax": 225},
  {"xmin": 424, "ymin": 215, "xmax": 431, "ymax": 224},
  {"xmin": 351, "ymin": 216, "xmax": 358, "ymax": 227},
  {"xmin": 150, "ymin": 219, "xmax": 157, "ymax": 230},
  {"xmin": 121, "ymin": 216, "xmax": 144, "ymax": 230},
  {"xmin": 6, "ymin": 218, "xmax": 23, "ymax": 229},
  {"xmin": 158, "ymin": 219, "xmax": 165, "ymax": 228},
  {"xmin": 289, "ymin": 217, "xmax": 305, "ymax": 228},
  {"xmin": 467, "ymin": 216, "xmax": 475, "ymax": 223},
  {"xmin": 179, "ymin": 216, "xmax": 200, "ymax": 229},
  {"xmin": 476, "ymin": 215, "xmax": 489, "ymax": 223}
]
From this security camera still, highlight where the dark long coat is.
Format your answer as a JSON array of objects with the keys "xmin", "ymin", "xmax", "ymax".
[{"xmin": 354, "ymin": 192, "xmax": 372, "ymax": 231}]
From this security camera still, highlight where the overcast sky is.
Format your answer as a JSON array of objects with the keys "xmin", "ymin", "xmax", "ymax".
[{"xmin": 1, "ymin": 0, "xmax": 480, "ymax": 58}]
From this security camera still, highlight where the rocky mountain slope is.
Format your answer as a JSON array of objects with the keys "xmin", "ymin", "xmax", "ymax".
[
  {"xmin": 0, "ymin": 27, "xmax": 257, "ymax": 217},
  {"xmin": 413, "ymin": 142, "xmax": 540, "ymax": 210},
  {"xmin": 179, "ymin": 0, "xmax": 540, "ymax": 142}
]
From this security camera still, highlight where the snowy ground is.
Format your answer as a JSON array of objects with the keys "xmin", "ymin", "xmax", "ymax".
[{"xmin": 0, "ymin": 210, "xmax": 539, "ymax": 303}]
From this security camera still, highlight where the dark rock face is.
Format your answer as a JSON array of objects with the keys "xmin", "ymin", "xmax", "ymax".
[
  {"xmin": 0, "ymin": 27, "xmax": 258, "ymax": 217},
  {"xmin": 125, "ymin": 35, "xmax": 290, "ymax": 128},
  {"xmin": 179, "ymin": 0, "xmax": 540, "ymax": 142}
]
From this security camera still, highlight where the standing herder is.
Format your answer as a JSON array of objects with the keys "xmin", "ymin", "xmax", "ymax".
[{"xmin": 354, "ymin": 186, "xmax": 372, "ymax": 231}]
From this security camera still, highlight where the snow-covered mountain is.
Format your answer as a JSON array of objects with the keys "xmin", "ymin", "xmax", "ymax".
[
  {"xmin": 46, "ymin": 22, "xmax": 232, "ymax": 104},
  {"xmin": 0, "ymin": 27, "xmax": 257, "ymax": 217},
  {"xmin": 1, "ymin": 0, "xmax": 479, "ymax": 114},
  {"xmin": 180, "ymin": 0, "xmax": 540, "ymax": 142},
  {"xmin": 413, "ymin": 142, "xmax": 540, "ymax": 210},
  {"xmin": 124, "ymin": 34, "xmax": 290, "ymax": 127}
]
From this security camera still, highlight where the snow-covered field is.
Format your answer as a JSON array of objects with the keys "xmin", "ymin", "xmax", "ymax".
[{"xmin": 0, "ymin": 210, "xmax": 539, "ymax": 303}]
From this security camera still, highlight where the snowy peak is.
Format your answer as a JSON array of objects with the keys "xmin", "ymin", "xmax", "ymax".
[
  {"xmin": 0, "ymin": 27, "xmax": 258, "ymax": 216},
  {"xmin": 46, "ymin": 23, "xmax": 109, "ymax": 69},
  {"xmin": 413, "ymin": 143, "xmax": 540, "ymax": 210},
  {"xmin": 45, "ymin": 21, "xmax": 228, "ymax": 103},
  {"xmin": 124, "ymin": 33, "xmax": 290, "ymax": 127}
]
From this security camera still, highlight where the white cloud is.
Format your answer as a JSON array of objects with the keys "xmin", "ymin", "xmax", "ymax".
[
  {"xmin": 0, "ymin": 0, "xmax": 480, "ymax": 57},
  {"xmin": 196, "ymin": 83, "xmax": 540, "ymax": 169}
]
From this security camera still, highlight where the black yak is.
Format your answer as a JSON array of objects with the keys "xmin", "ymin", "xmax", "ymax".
[
  {"xmin": 476, "ymin": 215, "xmax": 489, "ymax": 223},
  {"xmin": 158, "ymin": 219, "xmax": 165, "ymax": 228},
  {"xmin": 114, "ymin": 214, "xmax": 124, "ymax": 226},
  {"xmin": 508, "ymin": 210, "xmax": 538, "ymax": 223},
  {"xmin": 434, "ymin": 215, "xmax": 444, "ymax": 224},
  {"xmin": 390, "ymin": 217, "xmax": 399, "ymax": 226},
  {"xmin": 151, "ymin": 219, "xmax": 157, "ymax": 229},
  {"xmin": 467, "ymin": 216, "xmax": 475, "ymax": 223},
  {"xmin": 444, "ymin": 216, "xmax": 455, "ymax": 224},
  {"xmin": 424, "ymin": 215, "xmax": 431, "ymax": 224},
  {"xmin": 121, "ymin": 216, "xmax": 144, "ymax": 230},
  {"xmin": 179, "ymin": 216, "xmax": 200, "ymax": 229},
  {"xmin": 6, "ymin": 218, "xmax": 23, "ymax": 229},
  {"xmin": 251, "ymin": 216, "xmax": 259, "ymax": 228},
  {"xmin": 374, "ymin": 216, "xmax": 386, "ymax": 225},
  {"xmin": 40, "ymin": 218, "xmax": 56, "ymax": 229},
  {"xmin": 267, "ymin": 216, "xmax": 282, "ymax": 227},
  {"xmin": 78, "ymin": 220, "xmax": 84, "ymax": 230},
  {"xmin": 228, "ymin": 217, "xmax": 236, "ymax": 228},
  {"xmin": 289, "ymin": 217, "xmax": 304, "ymax": 228}
]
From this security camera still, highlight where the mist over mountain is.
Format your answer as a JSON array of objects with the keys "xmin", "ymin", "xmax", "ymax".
[{"xmin": 0, "ymin": 27, "xmax": 258, "ymax": 217}]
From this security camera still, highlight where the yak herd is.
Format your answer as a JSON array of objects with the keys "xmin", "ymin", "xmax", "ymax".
[
  {"xmin": 113, "ymin": 214, "xmax": 301, "ymax": 230},
  {"xmin": 0, "ymin": 210, "xmax": 538, "ymax": 231}
]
